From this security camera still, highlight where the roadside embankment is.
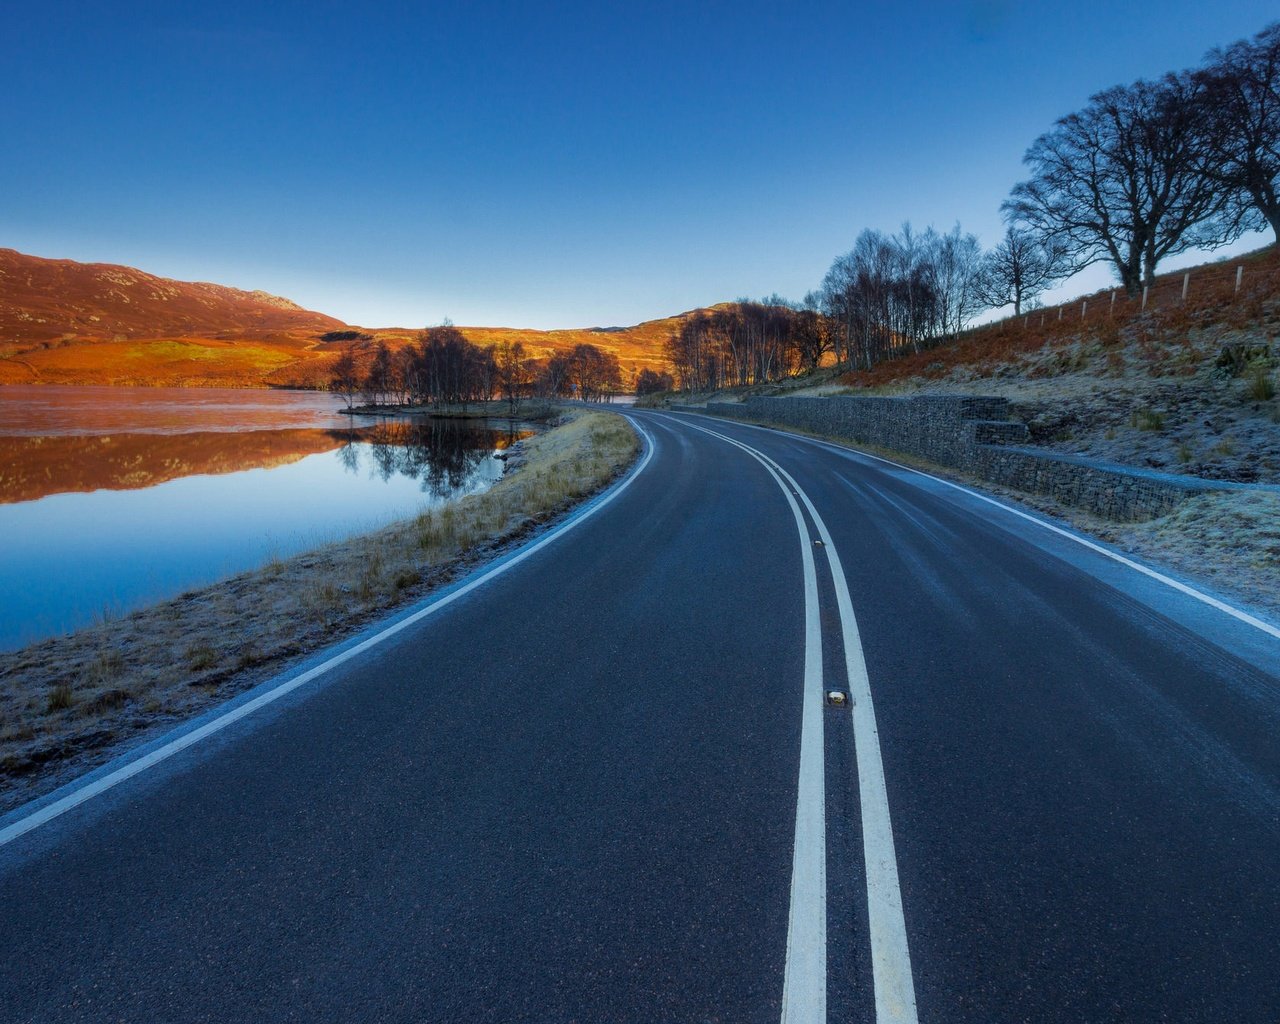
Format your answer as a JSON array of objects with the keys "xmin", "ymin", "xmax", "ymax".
[
  {"xmin": 682, "ymin": 394, "xmax": 1257, "ymax": 520},
  {"xmin": 678, "ymin": 398, "xmax": 1279, "ymax": 621},
  {"xmin": 0, "ymin": 410, "xmax": 639, "ymax": 812}
]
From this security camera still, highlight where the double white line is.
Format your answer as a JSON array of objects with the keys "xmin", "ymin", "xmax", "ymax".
[{"xmin": 666, "ymin": 416, "xmax": 918, "ymax": 1024}]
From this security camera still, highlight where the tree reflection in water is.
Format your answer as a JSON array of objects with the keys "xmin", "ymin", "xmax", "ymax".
[{"xmin": 332, "ymin": 418, "xmax": 532, "ymax": 500}]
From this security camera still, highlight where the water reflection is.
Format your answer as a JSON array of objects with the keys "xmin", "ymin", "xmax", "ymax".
[
  {"xmin": 0, "ymin": 406, "xmax": 536, "ymax": 650},
  {"xmin": 0, "ymin": 417, "xmax": 531, "ymax": 505},
  {"xmin": 0, "ymin": 429, "xmax": 341, "ymax": 504},
  {"xmin": 338, "ymin": 418, "xmax": 529, "ymax": 499}
]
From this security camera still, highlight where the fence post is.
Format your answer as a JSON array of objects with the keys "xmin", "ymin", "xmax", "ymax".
[
  {"xmin": 1110, "ymin": 290, "xmax": 1116, "ymax": 315},
  {"xmin": 1236, "ymin": 265, "xmax": 1243, "ymax": 294},
  {"xmin": 1081, "ymin": 301, "xmax": 1087, "ymax": 319},
  {"xmin": 1057, "ymin": 306, "xmax": 1063, "ymax": 322},
  {"xmin": 1182, "ymin": 272, "xmax": 1189, "ymax": 302},
  {"xmin": 1142, "ymin": 285, "xmax": 1149, "ymax": 311}
]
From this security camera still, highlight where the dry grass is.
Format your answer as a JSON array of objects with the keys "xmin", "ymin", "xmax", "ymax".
[
  {"xmin": 0, "ymin": 410, "xmax": 638, "ymax": 811},
  {"xmin": 1102, "ymin": 491, "xmax": 1280, "ymax": 616}
]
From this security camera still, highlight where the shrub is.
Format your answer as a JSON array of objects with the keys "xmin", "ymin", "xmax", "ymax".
[
  {"xmin": 1245, "ymin": 362, "xmax": 1276, "ymax": 402},
  {"xmin": 83, "ymin": 650, "xmax": 124, "ymax": 686},
  {"xmin": 46, "ymin": 682, "xmax": 74, "ymax": 713},
  {"xmin": 1216, "ymin": 343, "xmax": 1272, "ymax": 377},
  {"xmin": 1131, "ymin": 407, "xmax": 1166, "ymax": 431},
  {"xmin": 185, "ymin": 643, "xmax": 218, "ymax": 671}
]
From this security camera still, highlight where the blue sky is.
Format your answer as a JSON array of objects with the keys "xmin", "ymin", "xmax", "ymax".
[{"xmin": 2, "ymin": 1, "xmax": 1275, "ymax": 329}]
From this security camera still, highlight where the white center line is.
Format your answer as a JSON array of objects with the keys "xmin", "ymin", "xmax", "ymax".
[
  {"xmin": 761, "ymin": 451, "xmax": 920, "ymax": 1024},
  {"xmin": 664, "ymin": 414, "xmax": 919, "ymax": 1024},
  {"xmin": 657, "ymin": 414, "xmax": 828, "ymax": 1019}
]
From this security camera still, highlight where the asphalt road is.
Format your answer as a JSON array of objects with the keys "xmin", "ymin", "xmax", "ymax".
[{"xmin": 2, "ymin": 409, "xmax": 1278, "ymax": 1023}]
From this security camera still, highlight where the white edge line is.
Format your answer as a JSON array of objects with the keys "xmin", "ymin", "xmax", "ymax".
[
  {"xmin": 668, "ymin": 410, "xmax": 1280, "ymax": 643},
  {"xmin": 0, "ymin": 419, "xmax": 656, "ymax": 850}
]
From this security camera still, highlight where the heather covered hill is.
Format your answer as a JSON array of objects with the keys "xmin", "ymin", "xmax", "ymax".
[{"xmin": 0, "ymin": 249, "xmax": 683, "ymax": 387}]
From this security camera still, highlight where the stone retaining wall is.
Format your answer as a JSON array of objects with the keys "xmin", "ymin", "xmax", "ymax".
[{"xmin": 676, "ymin": 395, "xmax": 1244, "ymax": 521}]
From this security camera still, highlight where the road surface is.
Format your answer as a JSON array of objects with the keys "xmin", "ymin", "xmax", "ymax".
[{"xmin": 2, "ymin": 409, "xmax": 1278, "ymax": 1023}]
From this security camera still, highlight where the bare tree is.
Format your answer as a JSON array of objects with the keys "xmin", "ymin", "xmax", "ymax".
[
  {"xmin": 793, "ymin": 299, "xmax": 830, "ymax": 371},
  {"xmin": 565, "ymin": 344, "xmax": 623, "ymax": 402},
  {"xmin": 978, "ymin": 225, "xmax": 1066, "ymax": 315},
  {"xmin": 494, "ymin": 340, "xmax": 532, "ymax": 413},
  {"xmin": 1006, "ymin": 74, "xmax": 1239, "ymax": 295},
  {"xmin": 329, "ymin": 343, "xmax": 362, "ymax": 410},
  {"xmin": 635, "ymin": 368, "xmax": 674, "ymax": 395},
  {"xmin": 361, "ymin": 341, "xmax": 394, "ymax": 407},
  {"xmin": 816, "ymin": 225, "xmax": 955, "ymax": 370},
  {"xmin": 924, "ymin": 225, "xmax": 986, "ymax": 340},
  {"xmin": 1198, "ymin": 22, "xmax": 1280, "ymax": 243},
  {"xmin": 532, "ymin": 353, "xmax": 573, "ymax": 399},
  {"xmin": 406, "ymin": 325, "xmax": 496, "ymax": 408}
]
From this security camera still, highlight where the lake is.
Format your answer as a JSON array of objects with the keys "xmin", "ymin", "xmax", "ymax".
[{"xmin": 0, "ymin": 386, "xmax": 533, "ymax": 651}]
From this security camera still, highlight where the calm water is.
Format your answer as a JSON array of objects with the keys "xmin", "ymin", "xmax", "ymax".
[{"xmin": 0, "ymin": 386, "xmax": 532, "ymax": 651}]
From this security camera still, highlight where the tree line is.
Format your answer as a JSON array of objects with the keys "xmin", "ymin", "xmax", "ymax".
[
  {"xmin": 664, "ymin": 20, "xmax": 1280, "ymax": 390},
  {"xmin": 663, "ymin": 300, "xmax": 827, "ymax": 391},
  {"xmin": 330, "ymin": 327, "xmax": 625, "ymax": 410}
]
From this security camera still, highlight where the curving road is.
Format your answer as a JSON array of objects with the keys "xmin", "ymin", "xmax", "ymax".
[{"xmin": 2, "ymin": 409, "xmax": 1278, "ymax": 1023}]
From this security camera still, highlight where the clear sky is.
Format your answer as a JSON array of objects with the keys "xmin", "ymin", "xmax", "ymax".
[{"xmin": 2, "ymin": 1, "xmax": 1275, "ymax": 329}]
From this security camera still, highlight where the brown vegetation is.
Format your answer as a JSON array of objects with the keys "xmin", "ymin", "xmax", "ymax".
[
  {"xmin": 840, "ymin": 244, "xmax": 1280, "ymax": 390},
  {"xmin": 0, "ymin": 247, "xmax": 346, "ymax": 345}
]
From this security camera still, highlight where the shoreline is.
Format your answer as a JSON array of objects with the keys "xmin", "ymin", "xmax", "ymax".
[
  {"xmin": 338, "ymin": 398, "xmax": 560, "ymax": 420},
  {"xmin": 0, "ymin": 409, "xmax": 640, "ymax": 813}
]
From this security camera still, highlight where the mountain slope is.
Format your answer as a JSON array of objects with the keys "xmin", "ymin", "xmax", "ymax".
[
  {"xmin": 0, "ymin": 249, "xmax": 682, "ymax": 387},
  {"xmin": 0, "ymin": 248, "xmax": 346, "ymax": 343}
]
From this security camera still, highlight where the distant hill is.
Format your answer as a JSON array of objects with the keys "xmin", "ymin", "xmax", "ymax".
[
  {"xmin": 0, "ymin": 248, "xmax": 347, "ymax": 343},
  {"xmin": 0, "ymin": 249, "xmax": 685, "ymax": 387},
  {"xmin": 373, "ymin": 315, "xmax": 703, "ymax": 385}
]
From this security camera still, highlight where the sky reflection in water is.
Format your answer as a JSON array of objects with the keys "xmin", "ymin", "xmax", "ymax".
[{"xmin": 0, "ymin": 388, "xmax": 531, "ymax": 650}]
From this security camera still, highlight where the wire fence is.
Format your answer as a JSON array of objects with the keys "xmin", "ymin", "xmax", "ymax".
[{"xmin": 1013, "ymin": 251, "xmax": 1280, "ymax": 335}]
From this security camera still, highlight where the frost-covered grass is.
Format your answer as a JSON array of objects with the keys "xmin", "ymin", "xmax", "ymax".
[
  {"xmin": 1103, "ymin": 491, "xmax": 1280, "ymax": 616},
  {"xmin": 0, "ymin": 410, "xmax": 638, "ymax": 811}
]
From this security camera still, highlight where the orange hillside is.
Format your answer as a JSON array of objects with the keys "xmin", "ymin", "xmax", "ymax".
[{"xmin": 0, "ymin": 249, "xmax": 683, "ymax": 388}]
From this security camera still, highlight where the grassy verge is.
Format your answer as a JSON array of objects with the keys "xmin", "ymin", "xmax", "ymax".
[{"xmin": 0, "ymin": 410, "xmax": 639, "ymax": 812}]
